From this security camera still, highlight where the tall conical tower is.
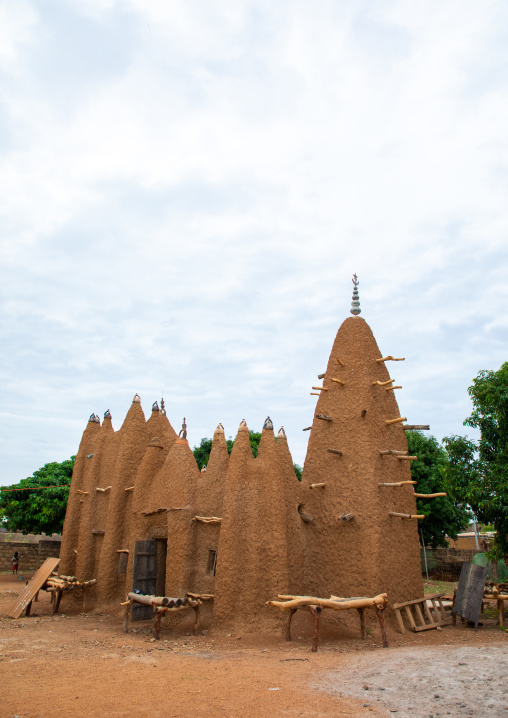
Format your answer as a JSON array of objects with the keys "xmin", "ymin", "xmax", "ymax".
[{"xmin": 301, "ymin": 277, "xmax": 423, "ymax": 604}]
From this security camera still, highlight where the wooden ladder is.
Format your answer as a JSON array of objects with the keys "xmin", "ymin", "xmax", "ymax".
[{"xmin": 392, "ymin": 593, "xmax": 452, "ymax": 633}]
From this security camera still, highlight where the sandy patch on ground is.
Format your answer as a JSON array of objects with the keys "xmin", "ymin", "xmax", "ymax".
[{"xmin": 317, "ymin": 644, "xmax": 508, "ymax": 717}]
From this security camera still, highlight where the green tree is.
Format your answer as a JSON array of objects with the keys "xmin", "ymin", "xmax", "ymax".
[
  {"xmin": 0, "ymin": 457, "xmax": 75, "ymax": 536},
  {"xmin": 444, "ymin": 361, "xmax": 508, "ymax": 560},
  {"xmin": 406, "ymin": 432, "xmax": 470, "ymax": 548},
  {"xmin": 192, "ymin": 431, "xmax": 302, "ymax": 480}
]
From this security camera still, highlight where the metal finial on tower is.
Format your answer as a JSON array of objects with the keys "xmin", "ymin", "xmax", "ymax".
[
  {"xmin": 178, "ymin": 417, "xmax": 187, "ymax": 440},
  {"xmin": 160, "ymin": 396, "xmax": 166, "ymax": 415},
  {"xmin": 350, "ymin": 274, "xmax": 361, "ymax": 316}
]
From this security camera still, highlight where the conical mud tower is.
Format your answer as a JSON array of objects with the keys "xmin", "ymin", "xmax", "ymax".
[{"xmin": 301, "ymin": 277, "xmax": 423, "ymax": 604}]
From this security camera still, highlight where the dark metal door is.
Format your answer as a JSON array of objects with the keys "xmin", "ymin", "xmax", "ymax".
[{"xmin": 132, "ymin": 540, "xmax": 157, "ymax": 621}]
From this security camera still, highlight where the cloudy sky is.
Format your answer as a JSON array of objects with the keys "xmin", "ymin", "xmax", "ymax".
[{"xmin": 1, "ymin": 0, "xmax": 507, "ymax": 485}]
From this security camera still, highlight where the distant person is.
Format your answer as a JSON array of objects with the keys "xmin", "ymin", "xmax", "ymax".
[{"xmin": 10, "ymin": 551, "xmax": 21, "ymax": 574}]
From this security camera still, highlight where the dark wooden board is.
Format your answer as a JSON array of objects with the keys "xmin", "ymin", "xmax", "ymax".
[
  {"xmin": 131, "ymin": 540, "xmax": 157, "ymax": 621},
  {"xmin": 453, "ymin": 562, "xmax": 488, "ymax": 629}
]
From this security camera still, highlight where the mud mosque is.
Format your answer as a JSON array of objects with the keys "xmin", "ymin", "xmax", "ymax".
[{"xmin": 60, "ymin": 279, "xmax": 424, "ymax": 630}]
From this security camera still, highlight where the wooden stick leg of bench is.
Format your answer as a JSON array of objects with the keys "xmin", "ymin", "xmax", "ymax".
[
  {"xmin": 25, "ymin": 600, "xmax": 32, "ymax": 617},
  {"xmin": 308, "ymin": 606, "xmax": 321, "ymax": 653},
  {"xmin": 34, "ymin": 590, "xmax": 39, "ymax": 603},
  {"xmin": 153, "ymin": 610, "xmax": 162, "ymax": 640},
  {"xmin": 52, "ymin": 588, "xmax": 62, "ymax": 615},
  {"xmin": 123, "ymin": 601, "xmax": 131, "ymax": 634},
  {"xmin": 286, "ymin": 608, "xmax": 297, "ymax": 642},
  {"xmin": 499, "ymin": 599, "xmax": 505, "ymax": 628},
  {"xmin": 193, "ymin": 604, "xmax": 200, "ymax": 633},
  {"xmin": 374, "ymin": 604, "xmax": 388, "ymax": 648},
  {"xmin": 357, "ymin": 607, "xmax": 366, "ymax": 639}
]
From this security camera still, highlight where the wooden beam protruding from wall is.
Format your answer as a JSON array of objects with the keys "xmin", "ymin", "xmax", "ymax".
[
  {"xmin": 386, "ymin": 386, "xmax": 402, "ymax": 391},
  {"xmin": 403, "ymin": 425, "xmax": 430, "ymax": 430},
  {"xmin": 302, "ymin": 426, "xmax": 312, "ymax": 431},
  {"xmin": 372, "ymin": 379, "xmax": 395, "ymax": 386},
  {"xmin": 312, "ymin": 386, "xmax": 328, "ymax": 391},
  {"xmin": 386, "ymin": 417, "xmax": 407, "ymax": 425},
  {"xmin": 414, "ymin": 493, "xmax": 447, "ymax": 498},
  {"xmin": 379, "ymin": 449, "xmax": 408, "ymax": 456},
  {"xmin": 388, "ymin": 512, "xmax": 425, "ymax": 519},
  {"xmin": 95, "ymin": 486, "xmax": 112, "ymax": 493},
  {"xmin": 331, "ymin": 378, "xmax": 345, "ymax": 385},
  {"xmin": 327, "ymin": 448, "xmax": 343, "ymax": 455},
  {"xmin": 310, "ymin": 483, "xmax": 326, "ymax": 489},
  {"xmin": 336, "ymin": 358, "xmax": 345, "ymax": 366},
  {"xmin": 376, "ymin": 356, "xmax": 405, "ymax": 363},
  {"xmin": 316, "ymin": 414, "xmax": 333, "ymax": 421},
  {"xmin": 378, "ymin": 481, "xmax": 416, "ymax": 487},
  {"xmin": 337, "ymin": 513, "xmax": 354, "ymax": 522},
  {"xmin": 397, "ymin": 455, "xmax": 418, "ymax": 461}
]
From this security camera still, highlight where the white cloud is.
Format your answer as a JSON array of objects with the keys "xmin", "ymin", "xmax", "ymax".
[{"xmin": 1, "ymin": 0, "xmax": 507, "ymax": 482}]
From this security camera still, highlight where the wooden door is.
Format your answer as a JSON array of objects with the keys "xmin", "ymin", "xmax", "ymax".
[{"xmin": 132, "ymin": 540, "xmax": 157, "ymax": 621}]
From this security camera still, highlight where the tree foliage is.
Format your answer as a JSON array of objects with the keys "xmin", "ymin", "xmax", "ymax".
[
  {"xmin": 0, "ymin": 458, "xmax": 75, "ymax": 536},
  {"xmin": 406, "ymin": 432, "xmax": 470, "ymax": 548},
  {"xmin": 192, "ymin": 430, "xmax": 302, "ymax": 480},
  {"xmin": 444, "ymin": 361, "xmax": 508, "ymax": 560}
]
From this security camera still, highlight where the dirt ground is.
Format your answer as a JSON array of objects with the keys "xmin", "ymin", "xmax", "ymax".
[{"xmin": 1, "ymin": 574, "xmax": 507, "ymax": 718}]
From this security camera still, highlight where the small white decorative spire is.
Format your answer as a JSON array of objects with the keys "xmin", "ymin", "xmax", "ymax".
[{"xmin": 350, "ymin": 274, "xmax": 361, "ymax": 316}]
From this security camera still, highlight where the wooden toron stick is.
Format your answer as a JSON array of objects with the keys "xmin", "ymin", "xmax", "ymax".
[
  {"xmin": 389, "ymin": 512, "xmax": 425, "ymax": 519},
  {"xmin": 317, "ymin": 373, "xmax": 325, "ymax": 379},
  {"xmin": 372, "ymin": 379, "xmax": 395, "ymax": 386},
  {"xmin": 331, "ymin": 378, "xmax": 345, "ymax": 385},
  {"xmin": 310, "ymin": 392, "xmax": 320, "ymax": 396},
  {"xmin": 312, "ymin": 386, "xmax": 328, "ymax": 391},
  {"xmin": 386, "ymin": 386, "xmax": 402, "ymax": 391},
  {"xmin": 386, "ymin": 417, "xmax": 407, "ymax": 425},
  {"xmin": 379, "ymin": 449, "xmax": 408, "ymax": 456},
  {"xmin": 397, "ymin": 455, "xmax": 418, "ymax": 461},
  {"xmin": 95, "ymin": 486, "xmax": 112, "ymax": 492},
  {"xmin": 403, "ymin": 425, "xmax": 430, "ymax": 430},
  {"xmin": 310, "ymin": 483, "xmax": 326, "ymax": 489},
  {"xmin": 316, "ymin": 414, "xmax": 333, "ymax": 421},
  {"xmin": 302, "ymin": 426, "xmax": 312, "ymax": 431},
  {"xmin": 125, "ymin": 486, "xmax": 135, "ymax": 492},
  {"xmin": 76, "ymin": 490, "xmax": 89, "ymax": 495},
  {"xmin": 376, "ymin": 356, "xmax": 405, "ymax": 363},
  {"xmin": 327, "ymin": 449, "xmax": 342, "ymax": 455},
  {"xmin": 414, "ymin": 492, "xmax": 447, "ymax": 498},
  {"xmin": 378, "ymin": 481, "xmax": 416, "ymax": 487},
  {"xmin": 336, "ymin": 358, "xmax": 345, "ymax": 366}
]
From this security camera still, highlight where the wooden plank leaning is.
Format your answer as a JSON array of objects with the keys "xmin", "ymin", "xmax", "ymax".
[{"xmin": 8, "ymin": 557, "xmax": 60, "ymax": 619}]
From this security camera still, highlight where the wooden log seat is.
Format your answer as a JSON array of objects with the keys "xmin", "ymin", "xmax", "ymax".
[
  {"xmin": 122, "ymin": 592, "xmax": 214, "ymax": 639},
  {"xmin": 267, "ymin": 593, "xmax": 389, "ymax": 652}
]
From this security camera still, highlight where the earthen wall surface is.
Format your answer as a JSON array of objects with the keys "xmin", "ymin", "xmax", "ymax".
[{"xmin": 301, "ymin": 317, "xmax": 423, "ymax": 605}]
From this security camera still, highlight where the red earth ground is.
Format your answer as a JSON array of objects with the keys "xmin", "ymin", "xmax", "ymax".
[{"xmin": 1, "ymin": 573, "xmax": 507, "ymax": 718}]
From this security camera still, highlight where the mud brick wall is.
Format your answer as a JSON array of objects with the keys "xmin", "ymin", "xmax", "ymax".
[{"xmin": 0, "ymin": 540, "xmax": 61, "ymax": 572}]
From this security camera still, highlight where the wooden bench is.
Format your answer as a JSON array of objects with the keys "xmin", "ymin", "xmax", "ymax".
[{"xmin": 267, "ymin": 593, "xmax": 389, "ymax": 651}]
